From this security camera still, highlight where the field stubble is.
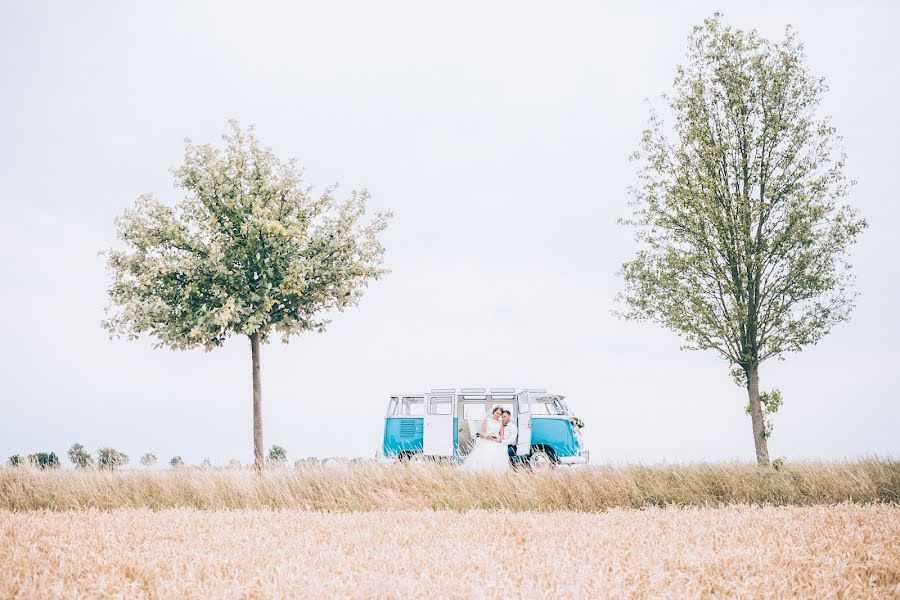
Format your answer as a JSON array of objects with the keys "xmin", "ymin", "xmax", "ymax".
[{"xmin": 2, "ymin": 504, "xmax": 898, "ymax": 598}]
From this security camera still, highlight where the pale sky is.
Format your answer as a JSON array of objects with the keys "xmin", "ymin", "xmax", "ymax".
[{"xmin": 1, "ymin": 1, "xmax": 898, "ymax": 466}]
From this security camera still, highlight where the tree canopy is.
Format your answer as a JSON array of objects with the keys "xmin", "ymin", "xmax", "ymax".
[{"xmin": 103, "ymin": 121, "xmax": 391, "ymax": 350}]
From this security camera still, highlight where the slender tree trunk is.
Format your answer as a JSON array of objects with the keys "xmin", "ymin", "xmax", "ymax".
[
  {"xmin": 250, "ymin": 332, "xmax": 264, "ymax": 471},
  {"xmin": 746, "ymin": 362, "xmax": 770, "ymax": 466}
]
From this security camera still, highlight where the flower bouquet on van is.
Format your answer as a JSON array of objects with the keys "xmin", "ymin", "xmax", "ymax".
[{"xmin": 569, "ymin": 416, "xmax": 585, "ymax": 429}]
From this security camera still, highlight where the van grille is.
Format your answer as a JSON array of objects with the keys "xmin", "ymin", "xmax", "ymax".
[{"xmin": 399, "ymin": 419, "xmax": 417, "ymax": 438}]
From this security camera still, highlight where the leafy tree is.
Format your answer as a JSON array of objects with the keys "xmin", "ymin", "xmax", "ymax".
[
  {"xmin": 68, "ymin": 443, "xmax": 94, "ymax": 469},
  {"xmin": 103, "ymin": 122, "xmax": 390, "ymax": 470},
  {"xmin": 97, "ymin": 447, "xmax": 129, "ymax": 470},
  {"xmin": 619, "ymin": 15, "xmax": 866, "ymax": 465},
  {"xmin": 170, "ymin": 456, "xmax": 184, "ymax": 468},
  {"xmin": 268, "ymin": 444, "xmax": 287, "ymax": 465},
  {"xmin": 31, "ymin": 452, "xmax": 60, "ymax": 469},
  {"xmin": 9, "ymin": 453, "xmax": 60, "ymax": 469},
  {"xmin": 140, "ymin": 453, "xmax": 158, "ymax": 468}
]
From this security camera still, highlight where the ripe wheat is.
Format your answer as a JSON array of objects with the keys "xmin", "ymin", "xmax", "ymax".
[{"xmin": 1, "ymin": 504, "xmax": 897, "ymax": 598}]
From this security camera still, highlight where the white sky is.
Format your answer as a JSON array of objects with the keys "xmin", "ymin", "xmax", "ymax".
[{"xmin": 1, "ymin": 1, "xmax": 898, "ymax": 466}]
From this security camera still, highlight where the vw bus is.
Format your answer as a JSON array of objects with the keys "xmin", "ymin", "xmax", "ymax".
[{"xmin": 382, "ymin": 387, "xmax": 589, "ymax": 468}]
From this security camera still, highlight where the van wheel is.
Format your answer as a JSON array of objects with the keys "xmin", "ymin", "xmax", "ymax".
[{"xmin": 528, "ymin": 449, "xmax": 554, "ymax": 470}]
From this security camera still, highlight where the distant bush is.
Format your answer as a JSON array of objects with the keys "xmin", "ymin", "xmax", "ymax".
[
  {"xmin": 170, "ymin": 456, "xmax": 184, "ymax": 468},
  {"xmin": 32, "ymin": 452, "xmax": 60, "ymax": 469},
  {"xmin": 140, "ymin": 453, "xmax": 158, "ymax": 468},
  {"xmin": 97, "ymin": 447, "xmax": 129, "ymax": 470},
  {"xmin": 68, "ymin": 444, "xmax": 94, "ymax": 469},
  {"xmin": 7, "ymin": 453, "xmax": 60, "ymax": 469},
  {"xmin": 268, "ymin": 445, "xmax": 287, "ymax": 465}
]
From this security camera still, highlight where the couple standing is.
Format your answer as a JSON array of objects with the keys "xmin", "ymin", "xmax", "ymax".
[{"xmin": 462, "ymin": 406, "xmax": 517, "ymax": 472}]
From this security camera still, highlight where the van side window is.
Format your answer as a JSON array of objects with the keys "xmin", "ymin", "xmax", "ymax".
[
  {"xmin": 428, "ymin": 395, "xmax": 452, "ymax": 415},
  {"xmin": 401, "ymin": 397, "xmax": 424, "ymax": 416}
]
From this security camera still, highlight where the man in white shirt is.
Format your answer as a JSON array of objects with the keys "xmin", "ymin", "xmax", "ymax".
[{"xmin": 501, "ymin": 410, "xmax": 518, "ymax": 463}]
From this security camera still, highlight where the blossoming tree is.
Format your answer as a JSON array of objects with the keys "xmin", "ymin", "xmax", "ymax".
[{"xmin": 103, "ymin": 122, "xmax": 391, "ymax": 469}]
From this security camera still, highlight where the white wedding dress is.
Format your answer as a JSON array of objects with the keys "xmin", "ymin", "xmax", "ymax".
[{"xmin": 462, "ymin": 417, "xmax": 510, "ymax": 472}]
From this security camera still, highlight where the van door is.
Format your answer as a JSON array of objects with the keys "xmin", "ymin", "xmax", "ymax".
[
  {"xmin": 515, "ymin": 391, "xmax": 532, "ymax": 456},
  {"xmin": 424, "ymin": 391, "xmax": 455, "ymax": 457}
]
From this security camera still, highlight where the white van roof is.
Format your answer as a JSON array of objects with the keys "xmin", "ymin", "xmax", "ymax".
[{"xmin": 388, "ymin": 387, "xmax": 554, "ymax": 397}]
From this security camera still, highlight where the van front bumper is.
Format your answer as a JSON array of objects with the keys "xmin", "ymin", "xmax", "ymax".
[{"xmin": 558, "ymin": 451, "xmax": 589, "ymax": 465}]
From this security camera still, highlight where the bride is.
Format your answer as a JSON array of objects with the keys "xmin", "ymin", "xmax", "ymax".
[{"xmin": 462, "ymin": 406, "xmax": 510, "ymax": 472}]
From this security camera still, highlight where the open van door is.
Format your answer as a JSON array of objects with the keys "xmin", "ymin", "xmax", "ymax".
[
  {"xmin": 515, "ymin": 390, "xmax": 532, "ymax": 456},
  {"xmin": 424, "ymin": 390, "xmax": 455, "ymax": 457}
]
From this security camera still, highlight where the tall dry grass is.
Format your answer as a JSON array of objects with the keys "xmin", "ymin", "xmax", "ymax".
[
  {"xmin": 1, "ymin": 459, "xmax": 897, "ymax": 512},
  {"xmin": 2, "ymin": 504, "xmax": 898, "ymax": 598}
]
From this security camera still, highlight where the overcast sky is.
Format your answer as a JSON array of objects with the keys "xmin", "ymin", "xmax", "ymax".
[{"xmin": 1, "ymin": 1, "xmax": 897, "ymax": 466}]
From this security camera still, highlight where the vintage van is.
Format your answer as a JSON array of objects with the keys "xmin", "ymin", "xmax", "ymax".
[{"xmin": 382, "ymin": 387, "xmax": 589, "ymax": 468}]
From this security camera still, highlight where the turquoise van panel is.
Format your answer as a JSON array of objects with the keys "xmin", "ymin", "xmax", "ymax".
[
  {"xmin": 531, "ymin": 417, "xmax": 578, "ymax": 457},
  {"xmin": 383, "ymin": 417, "xmax": 423, "ymax": 456}
]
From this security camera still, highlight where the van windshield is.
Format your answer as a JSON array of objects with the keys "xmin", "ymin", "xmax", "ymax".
[{"xmin": 532, "ymin": 397, "xmax": 569, "ymax": 415}]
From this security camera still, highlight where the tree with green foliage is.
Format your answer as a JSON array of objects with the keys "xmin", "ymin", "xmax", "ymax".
[
  {"xmin": 140, "ymin": 453, "xmax": 158, "ymax": 468},
  {"xmin": 170, "ymin": 456, "xmax": 185, "ymax": 468},
  {"xmin": 97, "ymin": 447, "xmax": 129, "ymax": 470},
  {"xmin": 268, "ymin": 444, "xmax": 287, "ymax": 465},
  {"xmin": 103, "ymin": 122, "xmax": 391, "ymax": 470},
  {"xmin": 8, "ymin": 453, "xmax": 60, "ymax": 469},
  {"xmin": 618, "ymin": 15, "xmax": 866, "ymax": 465},
  {"xmin": 68, "ymin": 443, "xmax": 94, "ymax": 469}
]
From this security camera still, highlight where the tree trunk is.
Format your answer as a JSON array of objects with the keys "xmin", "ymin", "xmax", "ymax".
[
  {"xmin": 250, "ymin": 332, "xmax": 264, "ymax": 471},
  {"xmin": 746, "ymin": 362, "xmax": 770, "ymax": 466}
]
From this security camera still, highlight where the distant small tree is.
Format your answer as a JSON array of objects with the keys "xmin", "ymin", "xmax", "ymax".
[
  {"xmin": 31, "ymin": 452, "xmax": 60, "ymax": 469},
  {"xmin": 199, "ymin": 458, "xmax": 213, "ymax": 469},
  {"xmin": 227, "ymin": 459, "xmax": 242, "ymax": 470},
  {"xmin": 103, "ymin": 122, "xmax": 391, "ymax": 471},
  {"xmin": 8, "ymin": 453, "xmax": 60, "ymax": 469},
  {"xmin": 268, "ymin": 444, "xmax": 287, "ymax": 466},
  {"xmin": 169, "ymin": 456, "xmax": 184, "ymax": 468},
  {"xmin": 97, "ymin": 447, "xmax": 129, "ymax": 470},
  {"xmin": 68, "ymin": 443, "xmax": 94, "ymax": 469},
  {"xmin": 140, "ymin": 453, "xmax": 158, "ymax": 468}
]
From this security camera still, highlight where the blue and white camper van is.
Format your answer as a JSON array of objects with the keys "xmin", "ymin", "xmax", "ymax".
[{"xmin": 383, "ymin": 387, "xmax": 589, "ymax": 468}]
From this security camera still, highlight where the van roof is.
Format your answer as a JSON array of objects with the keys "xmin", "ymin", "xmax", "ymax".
[{"xmin": 388, "ymin": 387, "xmax": 556, "ymax": 397}]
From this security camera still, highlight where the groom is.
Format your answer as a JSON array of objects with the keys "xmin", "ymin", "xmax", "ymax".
[{"xmin": 501, "ymin": 410, "xmax": 517, "ymax": 463}]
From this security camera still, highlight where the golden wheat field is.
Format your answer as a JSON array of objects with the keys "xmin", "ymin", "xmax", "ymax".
[
  {"xmin": 2, "ymin": 463, "xmax": 898, "ymax": 598},
  {"xmin": 1, "ymin": 504, "xmax": 898, "ymax": 598}
]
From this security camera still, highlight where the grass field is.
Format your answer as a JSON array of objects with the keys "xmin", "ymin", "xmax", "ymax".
[
  {"xmin": 1, "ymin": 459, "xmax": 898, "ymax": 512},
  {"xmin": 3, "ymin": 461, "xmax": 898, "ymax": 598},
  {"xmin": 2, "ymin": 504, "xmax": 898, "ymax": 598}
]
